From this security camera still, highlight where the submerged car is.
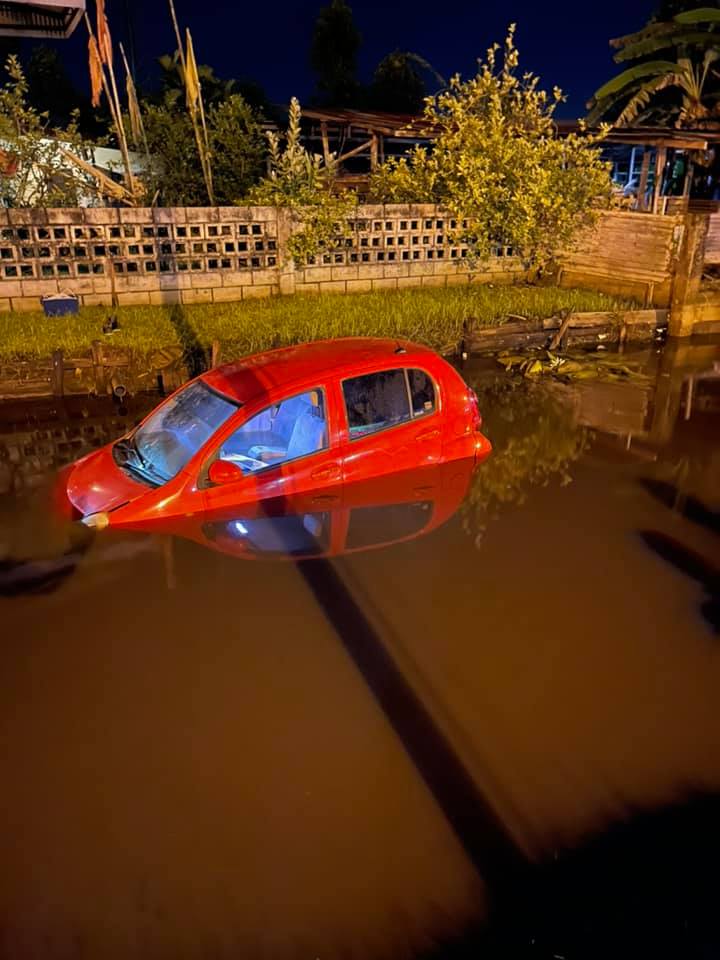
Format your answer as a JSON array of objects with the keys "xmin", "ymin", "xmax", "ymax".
[{"xmin": 58, "ymin": 337, "xmax": 491, "ymax": 529}]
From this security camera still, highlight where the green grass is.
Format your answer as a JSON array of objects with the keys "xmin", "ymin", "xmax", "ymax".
[{"xmin": 0, "ymin": 284, "xmax": 636, "ymax": 363}]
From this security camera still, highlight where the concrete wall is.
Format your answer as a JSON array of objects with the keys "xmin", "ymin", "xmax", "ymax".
[{"xmin": 0, "ymin": 204, "xmax": 525, "ymax": 312}]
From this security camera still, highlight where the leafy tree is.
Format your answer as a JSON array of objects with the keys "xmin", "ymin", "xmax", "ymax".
[
  {"xmin": 0, "ymin": 56, "xmax": 101, "ymax": 207},
  {"xmin": 368, "ymin": 27, "xmax": 612, "ymax": 269},
  {"xmin": 25, "ymin": 47, "xmax": 84, "ymax": 129},
  {"xmin": 140, "ymin": 93, "xmax": 266, "ymax": 206},
  {"xmin": 587, "ymin": 6, "xmax": 720, "ymax": 124},
  {"xmin": 309, "ymin": 0, "xmax": 361, "ymax": 105},
  {"xmin": 593, "ymin": 50, "xmax": 719, "ymax": 126},
  {"xmin": 156, "ymin": 50, "xmax": 273, "ymax": 117},
  {"xmin": 369, "ymin": 51, "xmax": 444, "ymax": 113},
  {"xmin": 247, "ymin": 97, "xmax": 355, "ymax": 262}
]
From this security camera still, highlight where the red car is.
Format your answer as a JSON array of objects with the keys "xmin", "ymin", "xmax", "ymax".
[{"xmin": 59, "ymin": 338, "xmax": 491, "ymax": 530}]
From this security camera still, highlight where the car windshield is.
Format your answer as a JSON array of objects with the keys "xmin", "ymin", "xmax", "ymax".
[{"xmin": 130, "ymin": 380, "xmax": 238, "ymax": 484}]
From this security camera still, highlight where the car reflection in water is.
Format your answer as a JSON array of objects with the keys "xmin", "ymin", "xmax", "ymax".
[{"xmin": 103, "ymin": 458, "xmax": 478, "ymax": 564}]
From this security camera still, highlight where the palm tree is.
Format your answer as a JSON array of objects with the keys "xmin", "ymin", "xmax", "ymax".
[{"xmin": 588, "ymin": 6, "xmax": 720, "ymax": 126}]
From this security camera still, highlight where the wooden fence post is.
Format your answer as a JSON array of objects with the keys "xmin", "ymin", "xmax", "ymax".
[
  {"xmin": 668, "ymin": 214, "xmax": 709, "ymax": 338},
  {"xmin": 51, "ymin": 349, "xmax": 64, "ymax": 397},
  {"xmin": 211, "ymin": 340, "xmax": 221, "ymax": 368},
  {"xmin": 91, "ymin": 340, "xmax": 106, "ymax": 395}
]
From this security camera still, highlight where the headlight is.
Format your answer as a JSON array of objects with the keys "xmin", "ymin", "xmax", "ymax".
[{"xmin": 82, "ymin": 511, "xmax": 110, "ymax": 530}]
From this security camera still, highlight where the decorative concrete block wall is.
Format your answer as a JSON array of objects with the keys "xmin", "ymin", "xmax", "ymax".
[{"xmin": 0, "ymin": 204, "xmax": 525, "ymax": 312}]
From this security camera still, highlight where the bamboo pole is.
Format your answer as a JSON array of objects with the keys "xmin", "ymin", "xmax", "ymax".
[
  {"xmin": 167, "ymin": 0, "xmax": 214, "ymax": 204},
  {"xmin": 84, "ymin": 12, "xmax": 134, "ymax": 196},
  {"xmin": 119, "ymin": 41, "xmax": 151, "ymax": 166}
]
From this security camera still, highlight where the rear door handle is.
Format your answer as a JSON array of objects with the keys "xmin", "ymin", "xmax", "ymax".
[
  {"xmin": 311, "ymin": 462, "xmax": 341, "ymax": 481},
  {"xmin": 415, "ymin": 428, "xmax": 440, "ymax": 442}
]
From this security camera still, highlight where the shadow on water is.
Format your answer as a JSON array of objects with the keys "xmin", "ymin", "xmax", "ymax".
[
  {"xmin": 169, "ymin": 304, "xmax": 207, "ymax": 378},
  {"xmin": 297, "ymin": 556, "xmax": 529, "ymax": 902},
  {"xmin": 640, "ymin": 478, "xmax": 720, "ymax": 537},
  {"xmin": 639, "ymin": 530, "xmax": 719, "ymax": 634},
  {"xmin": 0, "ymin": 550, "xmax": 82, "ymax": 596},
  {"xmin": 422, "ymin": 792, "xmax": 720, "ymax": 960}
]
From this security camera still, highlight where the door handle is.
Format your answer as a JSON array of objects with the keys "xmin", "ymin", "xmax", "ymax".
[
  {"xmin": 311, "ymin": 494, "xmax": 340, "ymax": 505},
  {"xmin": 311, "ymin": 462, "xmax": 341, "ymax": 481},
  {"xmin": 415, "ymin": 428, "xmax": 440, "ymax": 442}
]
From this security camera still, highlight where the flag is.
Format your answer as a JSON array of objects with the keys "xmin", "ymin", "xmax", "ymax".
[
  {"xmin": 126, "ymin": 71, "xmax": 142, "ymax": 146},
  {"xmin": 88, "ymin": 34, "xmax": 103, "ymax": 108},
  {"xmin": 96, "ymin": 0, "xmax": 113, "ymax": 67},
  {"xmin": 184, "ymin": 28, "xmax": 200, "ymax": 114}
]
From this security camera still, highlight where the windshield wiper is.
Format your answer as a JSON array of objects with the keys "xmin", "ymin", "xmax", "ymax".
[{"xmin": 113, "ymin": 437, "xmax": 164, "ymax": 486}]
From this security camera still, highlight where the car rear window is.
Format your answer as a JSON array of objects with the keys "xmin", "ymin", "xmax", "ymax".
[
  {"xmin": 342, "ymin": 367, "xmax": 437, "ymax": 438},
  {"xmin": 343, "ymin": 369, "xmax": 411, "ymax": 438},
  {"xmin": 408, "ymin": 369, "xmax": 436, "ymax": 417}
]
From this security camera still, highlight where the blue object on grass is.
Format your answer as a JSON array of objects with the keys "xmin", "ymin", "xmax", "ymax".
[{"xmin": 41, "ymin": 293, "xmax": 79, "ymax": 317}]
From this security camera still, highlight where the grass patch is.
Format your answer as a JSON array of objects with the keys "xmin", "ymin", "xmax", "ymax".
[{"xmin": 0, "ymin": 284, "xmax": 636, "ymax": 363}]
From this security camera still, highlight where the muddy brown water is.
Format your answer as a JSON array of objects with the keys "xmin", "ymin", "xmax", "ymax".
[{"xmin": 0, "ymin": 340, "xmax": 719, "ymax": 959}]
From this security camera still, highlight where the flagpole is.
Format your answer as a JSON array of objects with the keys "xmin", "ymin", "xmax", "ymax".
[
  {"xmin": 84, "ymin": 11, "xmax": 134, "ymax": 198},
  {"xmin": 167, "ymin": 0, "xmax": 214, "ymax": 204},
  {"xmin": 119, "ymin": 41, "xmax": 151, "ymax": 164}
]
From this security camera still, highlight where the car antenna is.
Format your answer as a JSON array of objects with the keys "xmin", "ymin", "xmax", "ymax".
[{"xmin": 394, "ymin": 342, "xmax": 407, "ymax": 354}]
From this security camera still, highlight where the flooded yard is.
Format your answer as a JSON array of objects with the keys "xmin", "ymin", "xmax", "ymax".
[{"xmin": 1, "ymin": 339, "xmax": 719, "ymax": 959}]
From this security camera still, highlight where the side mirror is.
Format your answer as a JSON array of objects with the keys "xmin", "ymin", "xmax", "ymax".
[{"xmin": 208, "ymin": 458, "xmax": 244, "ymax": 486}]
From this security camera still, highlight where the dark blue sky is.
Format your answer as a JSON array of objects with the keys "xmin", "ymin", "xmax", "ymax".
[{"xmin": 59, "ymin": 0, "xmax": 658, "ymax": 118}]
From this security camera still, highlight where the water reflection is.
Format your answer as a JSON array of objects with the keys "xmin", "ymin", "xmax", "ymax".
[{"xmin": 0, "ymin": 340, "xmax": 719, "ymax": 959}]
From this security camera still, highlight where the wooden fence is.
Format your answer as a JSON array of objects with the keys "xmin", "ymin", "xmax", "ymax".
[
  {"xmin": 704, "ymin": 212, "xmax": 720, "ymax": 265},
  {"xmin": 557, "ymin": 210, "xmax": 684, "ymax": 306}
]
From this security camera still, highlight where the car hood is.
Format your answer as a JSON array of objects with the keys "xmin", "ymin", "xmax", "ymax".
[{"xmin": 66, "ymin": 445, "xmax": 149, "ymax": 518}]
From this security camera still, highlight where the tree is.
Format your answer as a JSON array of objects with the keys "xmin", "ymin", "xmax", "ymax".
[
  {"xmin": 369, "ymin": 27, "xmax": 612, "ymax": 269},
  {"xmin": 0, "ymin": 56, "xmax": 100, "ymax": 207},
  {"xmin": 25, "ymin": 47, "xmax": 84, "ymax": 129},
  {"xmin": 309, "ymin": 0, "xmax": 361, "ymax": 106},
  {"xmin": 140, "ymin": 93, "xmax": 266, "ymax": 206},
  {"xmin": 247, "ymin": 97, "xmax": 355, "ymax": 262},
  {"xmin": 369, "ymin": 51, "xmax": 444, "ymax": 114},
  {"xmin": 593, "ymin": 50, "xmax": 719, "ymax": 126},
  {"xmin": 587, "ymin": 6, "xmax": 720, "ymax": 125}
]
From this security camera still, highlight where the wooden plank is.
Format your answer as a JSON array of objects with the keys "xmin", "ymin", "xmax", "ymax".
[{"xmin": 636, "ymin": 149, "xmax": 651, "ymax": 211}]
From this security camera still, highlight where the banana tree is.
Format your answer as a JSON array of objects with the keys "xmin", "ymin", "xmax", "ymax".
[
  {"xmin": 588, "ymin": 6, "xmax": 720, "ymax": 126},
  {"xmin": 588, "ymin": 49, "xmax": 720, "ymax": 126}
]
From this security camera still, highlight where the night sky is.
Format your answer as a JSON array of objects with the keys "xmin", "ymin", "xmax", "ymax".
[{"xmin": 54, "ymin": 0, "xmax": 658, "ymax": 119}]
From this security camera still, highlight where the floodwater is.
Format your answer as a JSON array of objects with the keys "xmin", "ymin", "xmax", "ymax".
[{"xmin": 0, "ymin": 339, "xmax": 719, "ymax": 959}]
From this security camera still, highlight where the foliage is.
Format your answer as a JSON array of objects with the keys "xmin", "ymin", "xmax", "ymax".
[
  {"xmin": 369, "ymin": 51, "xmax": 444, "ymax": 114},
  {"xmin": 0, "ymin": 284, "xmax": 633, "ymax": 362},
  {"xmin": 496, "ymin": 349, "xmax": 653, "ymax": 382},
  {"xmin": 25, "ymin": 47, "xmax": 90, "ymax": 130},
  {"xmin": 247, "ymin": 97, "xmax": 356, "ymax": 263},
  {"xmin": 0, "ymin": 56, "xmax": 101, "ymax": 207},
  {"xmin": 368, "ymin": 27, "xmax": 612, "ymax": 269},
  {"xmin": 461, "ymin": 377, "xmax": 589, "ymax": 537},
  {"xmin": 140, "ymin": 93, "xmax": 266, "ymax": 206},
  {"xmin": 309, "ymin": 0, "xmax": 361, "ymax": 106},
  {"xmin": 156, "ymin": 50, "xmax": 272, "ymax": 114},
  {"xmin": 588, "ymin": 6, "xmax": 720, "ymax": 125}
]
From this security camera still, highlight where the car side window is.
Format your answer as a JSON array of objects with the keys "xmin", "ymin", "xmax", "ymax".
[
  {"xmin": 408, "ymin": 369, "xmax": 436, "ymax": 418},
  {"xmin": 217, "ymin": 389, "xmax": 327, "ymax": 473},
  {"xmin": 342, "ymin": 369, "xmax": 411, "ymax": 439}
]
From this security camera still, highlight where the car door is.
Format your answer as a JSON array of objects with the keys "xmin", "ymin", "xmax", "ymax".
[
  {"xmin": 200, "ymin": 383, "xmax": 343, "ymax": 519},
  {"xmin": 339, "ymin": 366, "xmax": 443, "ymax": 485}
]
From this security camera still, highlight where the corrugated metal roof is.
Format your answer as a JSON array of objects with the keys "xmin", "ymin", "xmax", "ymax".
[{"xmin": 0, "ymin": 0, "xmax": 84, "ymax": 38}]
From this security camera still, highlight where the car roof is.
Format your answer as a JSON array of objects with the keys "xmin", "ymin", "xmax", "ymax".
[{"xmin": 202, "ymin": 337, "xmax": 438, "ymax": 404}]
